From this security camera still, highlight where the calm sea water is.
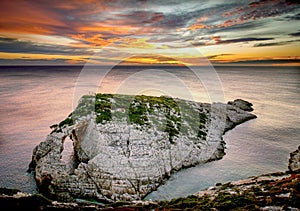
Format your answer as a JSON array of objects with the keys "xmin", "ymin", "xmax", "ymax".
[{"xmin": 0, "ymin": 66, "xmax": 299, "ymax": 200}]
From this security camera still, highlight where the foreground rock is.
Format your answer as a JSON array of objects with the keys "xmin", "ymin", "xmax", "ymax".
[
  {"xmin": 289, "ymin": 146, "xmax": 300, "ymax": 173},
  {"xmin": 2, "ymin": 146, "xmax": 299, "ymax": 210},
  {"xmin": 28, "ymin": 94, "xmax": 256, "ymax": 202},
  {"xmin": 1, "ymin": 173, "xmax": 299, "ymax": 210}
]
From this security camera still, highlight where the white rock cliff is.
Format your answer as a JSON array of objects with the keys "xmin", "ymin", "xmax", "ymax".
[{"xmin": 29, "ymin": 95, "xmax": 257, "ymax": 202}]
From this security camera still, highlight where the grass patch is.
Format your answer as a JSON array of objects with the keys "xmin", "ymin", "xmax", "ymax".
[
  {"xmin": 128, "ymin": 95, "xmax": 181, "ymax": 143},
  {"xmin": 95, "ymin": 94, "xmax": 112, "ymax": 124},
  {"xmin": 53, "ymin": 93, "xmax": 208, "ymax": 142}
]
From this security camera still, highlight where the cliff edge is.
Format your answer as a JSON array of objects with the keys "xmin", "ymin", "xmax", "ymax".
[{"xmin": 28, "ymin": 94, "xmax": 256, "ymax": 202}]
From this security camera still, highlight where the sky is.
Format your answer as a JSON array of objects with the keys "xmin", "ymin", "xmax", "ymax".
[{"xmin": 0, "ymin": 0, "xmax": 299, "ymax": 66}]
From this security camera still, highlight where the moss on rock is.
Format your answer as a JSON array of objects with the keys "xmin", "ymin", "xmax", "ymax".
[{"xmin": 54, "ymin": 93, "xmax": 207, "ymax": 142}]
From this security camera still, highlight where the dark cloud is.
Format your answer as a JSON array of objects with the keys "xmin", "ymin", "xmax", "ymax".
[
  {"xmin": 248, "ymin": 0, "xmax": 300, "ymax": 8},
  {"xmin": 217, "ymin": 37, "xmax": 274, "ymax": 44},
  {"xmin": 216, "ymin": 58, "xmax": 300, "ymax": 65},
  {"xmin": 151, "ymin": 2, "xmax": 241, "ymax": 29},
  {"xmin": 190, "ymin": 41, "xmax": 207, "ymax": 47},
  {"xmin": 1, "ymin": 0, "xmax": 299, "ymax": 45},
  {"xmin": 208, "ymin": 21, "xmax": 266, "ymax": 34},
  {"xmin": 253, "ymin": 39, "xmax": 300, "ymax": 47},
  {"xmin": 0, "ymin": 37, "xmax": 93, "ymax": 55},
  {"xmin": 207, "ymin": 54, "xmax": 234, "ymax": 59},
  {"xmin": 154, "ymin": 12, "xmax": 191, "ymax": 28},
  {"xmin": 285, "ymin": 0, "xmax": 300, "ymax": 6},
  {"xmin": 289, "ymin": 31, "xmax": 300, "ymax": 36},
  {"xmin": 0, "ymin": 37, "xmax": 15, "ymax": 42},
  {"xmin": 168, "ymin": 36, "xmax": 274, "ymax": 47},
  {"xmin": 249, "ymin": 1, "xmax": 260, "ymax": 7},
  {"xmin": 119, "ymin": 11, "xmax": 165, "ymax": 25},
  {"xmin": 178, "ymin": 1, "xmax": 300, "ymax": 46},
  {"xmin": 203, "ymin": 1, "xmax": 300, "ymax": 35},
  {"xmin": 284, "ymin": 12, "xmax": 300, "ymax": 20},
  {"xmin": 0, "ymin": 0, "xmax": 299, "ymax": 65},
  {"xmin": 0, "ymin": 58, "xmax": 77, "ymax": 65},
  {"xmin": 238, "ymin": 0, "xmax": 300, "ymax": 20}
]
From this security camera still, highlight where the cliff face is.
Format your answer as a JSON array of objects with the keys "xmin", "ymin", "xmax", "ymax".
[{"xmin": 28, "ymin": 94, "xmax": 256, "ymax": 202}]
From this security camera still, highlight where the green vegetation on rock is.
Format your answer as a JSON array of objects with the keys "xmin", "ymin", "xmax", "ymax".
[
  {"xmin": 58, "ymin": 117, "xmax": 73, "ymax": 128},
  {"xmin": 155, "ymin": 174, "xmax": 300, "ymax": 210},
  {"xmin": 198, "ymin": 111, "xmax": 208, "ymax": 139},
  {"xmin": 95, "ymin": 93, "xmax": 113, "ymax": 124},
  {"xmin": 127, "ymin": 95, "xmax": 182, "ymax": 143},
  {"xmin": 53, "ymin": 93, "xmax": 208, "ymax": 142}
]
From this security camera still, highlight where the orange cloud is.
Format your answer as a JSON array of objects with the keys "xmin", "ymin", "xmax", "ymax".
[
  {"xmin": 0, "ymin": 52, "xmax": 87, "ymax": 64},
  {"xmin": 121, "ymin": 55, "xmax": 184, "ymax": 65},
  {"xmin": 196, "ymin": 16, "xmax": 208, "ymax": 22},
  {"xmin": 188, "ymin": 16, "xmax": 212, "ymax": 31},
  {"xmin": 0, "ymin": 0, "xmax": 298, "ymax": 66},
  {"xmin": 211, "ymin": 36, "xmax": 221, "ymax": 43},
  {"xmin": 0, "ymin": 0, "xmax": 67, "ymax": 35},
  {"xmin": 0, "ymin": 0, "xmax": 128, "ymax": 38},
  {"xmin": 217, "ymin": 19, "xmax": 240, "ymax": 28},
  {"xmin": 111, "ymin": 38, "xmax": 156, "ymax": 49},
  {"xmin": 78, "ymin": 25, "xmax": 132, "ymax": 35},
  {"xmin": 189, "ymin": 24, "xmax": 212, "ymax": 31},
  {"xmin": 71, "ymin": 34, "xmax": 115, "ymax": 47}
]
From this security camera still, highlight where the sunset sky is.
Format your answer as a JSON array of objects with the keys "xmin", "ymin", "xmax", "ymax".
[{"xmin": 0, "ymin": 0, "xmax": 299, "ymax": 66}]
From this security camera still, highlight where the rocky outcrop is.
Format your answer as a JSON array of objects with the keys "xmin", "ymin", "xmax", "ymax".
[
  {"xmin": 228, "ymin": 99, "xmax": 254, "ymax": 111},
  {"xmin": 225, "ymin": 100, "xmax": 256, "ymax": 132},
  {"xmin": 28, "ymin": 94, "xmax": 257, "ymax": 202},
  {"xmin": 289, "ymin": 145, "xmax": 300, "ymax": 173}
]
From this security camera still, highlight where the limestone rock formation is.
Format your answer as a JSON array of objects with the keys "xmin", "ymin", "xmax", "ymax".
[
  {"xmin": 29, "ymin": 94, "xmax": 257, "ymax": 202},
  {"xmin": 289, "ymin": 145, "xmax": 300, "ymax": 173},
  {"xmin": 228, "ymin": 99, "xmax": 254, "ymax": 112}
]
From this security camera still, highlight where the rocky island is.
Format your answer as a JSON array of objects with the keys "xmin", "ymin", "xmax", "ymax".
[{"xmin": 28, "ymin": 94, "xmax": 257, "ymax": 202}]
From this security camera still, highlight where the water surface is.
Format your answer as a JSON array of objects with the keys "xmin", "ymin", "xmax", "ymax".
[{"xmin": 0, "ymin": 66, "xmax": 299, "ymax": 200}]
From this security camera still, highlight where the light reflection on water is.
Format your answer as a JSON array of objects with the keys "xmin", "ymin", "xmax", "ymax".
[{"xmin": 0, "ymin": 66, "xmax": 299, "ymax": 199}]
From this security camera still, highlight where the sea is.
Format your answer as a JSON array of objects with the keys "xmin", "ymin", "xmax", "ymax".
[{"xmin": 0, "ymin": 65, "xmax": 299, "ymax": 201}]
